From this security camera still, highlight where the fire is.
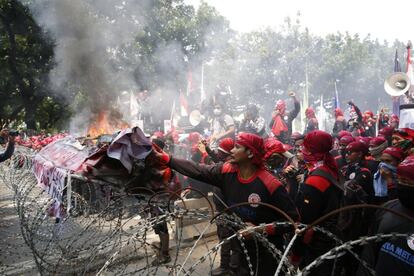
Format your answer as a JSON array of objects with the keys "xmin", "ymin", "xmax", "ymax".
[{"xmin": 87, "ymin": 112, "xmax": 129, "ymax": 137}]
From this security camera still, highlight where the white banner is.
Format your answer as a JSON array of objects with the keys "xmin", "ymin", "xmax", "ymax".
[
  {"xmin": 33, "ymin": 155, "xmax": 67, "ymax": 218},
  {"xmin": 399, "ymin": 104, "xmax": 414, "ymax": 129}
]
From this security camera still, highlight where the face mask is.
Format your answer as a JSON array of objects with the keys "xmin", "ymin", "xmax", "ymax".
[
  {"xmin": 398, "ymin": 140, "xmax": 412, "ymax": 151},
  {"xmin": 397, "ymin": 183, "xmax": 414, "ymax": 210},
  {"xmin": 213, "ymin": 109, "xmax": 221, "ymax": 116}
]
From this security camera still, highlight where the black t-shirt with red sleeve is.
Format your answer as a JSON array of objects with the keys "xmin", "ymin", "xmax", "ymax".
[{"xmin": 169, "ymin": 157, "xmax": 299, "ymax": 225}]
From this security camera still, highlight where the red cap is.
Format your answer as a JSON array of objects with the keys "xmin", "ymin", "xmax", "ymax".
[
  {"xmin": 397, "ymin": 156, "xmax": 414, "ymax": 180},
  {"xmin": 338, "ymin": 130, "xmax": 352, "ymax": 139},
  {"xmin": 355, "ymin": 136, "xmax": 372, "ymax": 146},
  {"xmin": 339, "ymin": 135, "xmax": 355, "ymax": 146},
  {"xmin": 346, "ymin": 141, "xmax": 369, "ymax": 156},
  {"xmin": 369, "ymin": 136, "xmax": 387, "ymax": 147},
  {"xmin": 379, "ymin": 127, "xmax": 394, "ymax": 139},
  {"xmin": 382, "ymin": 147, "xmax": 405, "ymax": 162},
  {"xmin": 218, "ymin": 138, "xmax": 234, "ymax": 154}
]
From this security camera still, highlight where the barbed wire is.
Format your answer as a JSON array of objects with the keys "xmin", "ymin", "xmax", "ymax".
[{"xmin": 1, "ymin": 150, "xmax": 413, "ymax": 275}]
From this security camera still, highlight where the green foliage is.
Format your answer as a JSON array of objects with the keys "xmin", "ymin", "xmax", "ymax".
[{"xmin": 0, "ymin": 0, "xmax": 408, "ymax": 131}]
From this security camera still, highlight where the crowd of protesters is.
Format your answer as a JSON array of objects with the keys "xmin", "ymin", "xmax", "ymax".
[{"xmin": 147, "ymin": 93, "xmax": 414, "ymax": 276}]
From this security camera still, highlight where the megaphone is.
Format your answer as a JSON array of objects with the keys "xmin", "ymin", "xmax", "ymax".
[
  {"xmin": 189, "ymin": 110, "xmax": 204, "ymax": 126},
  {"xmin": 384, "ymin": 72, "xmax": 411, "ymax": 96}
]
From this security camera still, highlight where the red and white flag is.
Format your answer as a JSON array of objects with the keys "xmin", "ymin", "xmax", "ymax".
[
  {"xmin": 179, "ymin": 90, "xmax": 189, "ymax": 117},
  {"xmin": 407, "ymin": 43, "xmax": 414, "ymax": 85}
]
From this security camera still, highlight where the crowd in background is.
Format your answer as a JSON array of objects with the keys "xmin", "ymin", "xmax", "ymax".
[{"xmin": 147, "ymin": 92, "xmax": 414, "ymax": 276}]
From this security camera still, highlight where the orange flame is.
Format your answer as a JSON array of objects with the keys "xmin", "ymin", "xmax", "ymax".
[{"xmin": 87, "ymin": 112, "xmax": 129, "ymax": 137}]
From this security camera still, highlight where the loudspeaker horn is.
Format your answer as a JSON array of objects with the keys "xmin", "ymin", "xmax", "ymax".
[{"xmin": 384, "ymin": 72, "xmax": 411, "ymax": 97}]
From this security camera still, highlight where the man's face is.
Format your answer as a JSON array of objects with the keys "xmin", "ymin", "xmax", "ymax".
[
  {"xmin": 345, "ymin": 150, "xmax": 361, "ymax": 163},
  {"xmin": 392, "ymin": 135, "xmax": 405, "ymax": 147},
  {"xmin": 293, "ymin": 139, "xmax": 304, "ymax": 152},
  {"xmin": 230, "ymin": 144, "xmax": 250, "ymax": 164},
  {"xmin": 339, "ymin": 143, "xmax": 348, "ymax": 155},
  {"xmin": 380, "ymin": 153, "xmax": 398, "ymax": 167},
  {"xmin": 266, "ymin": 153, "xmax": 285, "ymax": 169}
]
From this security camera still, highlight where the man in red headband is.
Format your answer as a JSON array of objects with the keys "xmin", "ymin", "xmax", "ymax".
[
  {"xmin": 340, "ymin": 141, "xmax": 374, "ymax": 275},
  {"xmin": 363, "ymin": 110, "xmax": 376, "ymax": 137},
  {"xmin": 335, "ymin": 135, "xmax": 355, "ymax": 170},
  {"xmin": 379, "ymin": 126, "xmax": 394, "ymax": 146},
  {"xmin": 263, "ymin": 137, "xmax": 293, "ymax": 174},
  {"xmin": 333, "ymin": 108, "xmax": 348, "ymax": 135},
  {"xmin": 294, "ymin": 130, "xmax": 344, "ymax": 275},
  {"xmin": 304, "ymin": 107, "xmax": 319, "ymax": 134},
  {"xmin": 367, "ymin": 136, "xmax": 388, "ymax": 177},
  {"xmin": 390, "ymin": 114, "xmax": 399, "ymax": 129},
  {"xmin": 152, "ymin": 132, "xmax": 299, "ymax": 275},
  {"xmin": 342, "ymin": 141, "xmax": 374, "ymax": 200},
  {"xmin": 269, "ymin": 91, "xmax": 300, "ymax": 143},
  {"xmin": 357, "ymin": 156, "xmax": 414, "ymax": 276},
  {"xmin": 392, "ymin": 128, "xmax": 414, "ymax": 155}
]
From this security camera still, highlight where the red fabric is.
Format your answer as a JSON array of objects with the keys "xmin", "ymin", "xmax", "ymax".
[
  {"xmin": 383, "ymin": 147, "xmax": 405, "ymax": 162},
  {"xmin": 397, "ymin": 156, "xmax": 414, "ymax": 179},
  {"xmin": 236, "ymin": 132, "xmax": 265, "ymax": 166},
  {"xmin": 200, "ymin": 151, "xmax": 209, "ymax": 164},
  {"xmin": 263, "ymin": 137, "xmax": 287, "ymax": 159},
  {"xmin": 364, "ymin": 110, "xmax": 374, "ymax": 118},
  {"xmin": 369, "ymin": 136, "xmax": 387, "ymax": 147},
  {"xmin": 393, "ymin": 128, "xmax": 414, "ymax": 142},
  {"xmin": 303, "ymin": 130, "xmax": 338, "ymax": 178},
  {"xmin": 379, "ymin": 127, "xmax": 394, "ymax": 139},
  {"xmin": 346, "ymin": 141, "xmax": 369, "ymax": 155},
  {"xmin": 153, "ymin": 131, "xmax": 164, "ymax": 139},
  {"xmin": 218, "ymin": 138, "xmax": 235, "ymax": 154},
  {"xmin": 265, "ymin": 224, "xmax": 276, "ymax": 235},
  {"xmin": 335, "ymin": 108, "xmax": 344, "ymax": 118},
  {"xmin": 221, "ymin": 162, "xmax": 238, "ymax": 174},
  {"xmin": 257, "ymin": 169, "xmax": 282, "ymax": 195},
  {"xmin": 188, "ymin": 132, "xmax": 201, "ymax": 144},
  {"xmin": 356, "ymin": 136, "xmax": 372, "ymax": 146},
  {"xmin": 305, "ymin": 107, "xmax": 316, "ymax": 119},
  {"xmin": 390, "ymin": 114, "xmax": 399, "ymax": 123},
  {"xmin": 339, "ymin": 135, "xmax": 355, "ymax": 146},
  {"xmin": 305, "ymin": 174, "xmax": 331, "ymax": 192},
  {"xmin": 152, "ymin": 143, "xmax": 170, "ymax": 167},
  {"xmin": 338, "ymin": 130, "xmax": 352, "ymax": 139},
  {"xmin": 271, "ymin": 115, "xmax": 288, "ymax": 136}
]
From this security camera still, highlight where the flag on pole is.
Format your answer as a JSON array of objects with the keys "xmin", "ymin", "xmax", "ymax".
[
  {"xmin": 179, "ymin": 90, "xmax": 189, "ymax": 117},
  {"xmin": 186, "ymin": 71, "xmax": 193, "ymax": 97},
  {"xmin": 200, "ymin": 63, "xmax": 206, "ymax": 103},
  {"xmin": 392, "ymin": 49, "xmax": 402, "ymax": 115},
  {"xmin": 334, "ymin": 80, "xmax": 340, "ymax": 109},
  {"xmin": 407, "ymin": 42, "xmax": 414, "ymax": 85},
  {"xmin": 130, "ymin": 91, "xmax": 139, "ymax": 118}
]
